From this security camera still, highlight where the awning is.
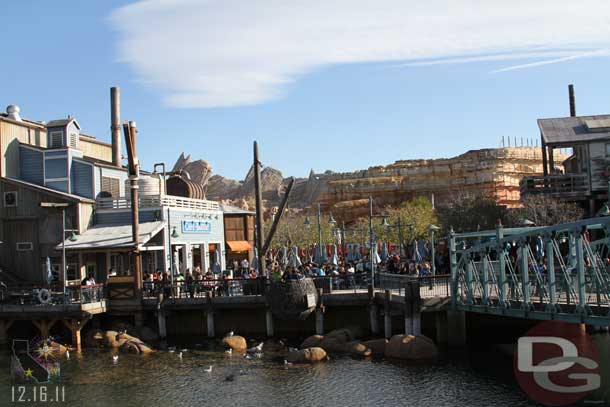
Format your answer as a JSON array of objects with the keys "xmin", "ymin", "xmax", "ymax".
[
  {"xmin": 56, "ymin": 221, "xmax": 166, "ymax": 250},
  {"xmin": 226, "ymin": 240, "xmax": 252, "ymax": 252}
]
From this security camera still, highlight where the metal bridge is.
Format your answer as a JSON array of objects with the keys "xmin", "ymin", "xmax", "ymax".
[{"xmin": 449, "ymin": 216, "xmax": 610, "ymax": 326}]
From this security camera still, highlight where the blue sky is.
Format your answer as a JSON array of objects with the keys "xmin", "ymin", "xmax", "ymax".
[{"xmin": 3, "ymin": 1, "xmax": 610, "ymax": 179}]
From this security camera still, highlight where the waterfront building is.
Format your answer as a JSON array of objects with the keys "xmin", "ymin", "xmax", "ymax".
[{"xmin": 0, "ymin": 102, "xmax": 241, "ymax": 287}]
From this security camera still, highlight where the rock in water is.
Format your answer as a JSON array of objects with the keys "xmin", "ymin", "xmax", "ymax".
[
  {"xmin": 324, "ymin": 328, "xmax": 354, "ymax": 344},
  {"xmin": 345, "ymin": 341, "xmax": 372, "ymax": 357},
  {"xmin": 222, "ymin": 335, "xmax": 247, "ymax": 352},
  {"xmin": 385, "ymin": 335, "xmax": 438, "ymax": 360},
  {"xmin": 300, "ymin": 335, "xmax": 324, "ymax": 349},
  {"xmin": 286, "ymin": 347, "xmax": 327, "ymax": 364},
  {"xmin": 317, "ymin": 337, "xmax": 346, "ymax": 353},
  {"xmin": 361, "ymin": 339, "xmax": 388, "ymax": 356},
  {"xmin": 267, "ymin": 278, "xmax": 318, "ymax": 320}
]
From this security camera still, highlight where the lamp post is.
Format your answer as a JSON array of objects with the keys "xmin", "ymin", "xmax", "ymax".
[
  {"xmin": 428, "ymin": 224, "xmax": 440, "ymax": 275},
  {"xmin": 381, "ymin": 216, "xmax": 406, "ymax": 258},
  {"xmin": 305, "ymin": 203, "xmax": 336, "ymax": 264},
  {"xmin": 40, "ymin": 202, "xmax": 76, "ymax": 303}
]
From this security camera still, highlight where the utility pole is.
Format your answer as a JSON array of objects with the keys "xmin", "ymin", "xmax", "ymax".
[
  {"xmin": 253, "ymin": 141, "xmax": 267, "ymax": 277},
  {"xmin": 123, "ymin": 121, "xmax": 142, "ymax": 296}
]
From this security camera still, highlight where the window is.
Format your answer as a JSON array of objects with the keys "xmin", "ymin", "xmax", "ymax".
[
  {"xmin": 101, "ymin": 176, "xmax": 120, "ymax": 198},
  {"xmin": 3, "ymin": 191, "xmax": 17, "ymax": 207},
  {"xmin": 16, "ymin": 242, "xmax": 33, "ymax": 251},
  {"xmin": 49, "ymin": 131, "xmax": 64, "ymax": 148},
  {"xmin": 69, "ymin": 133, "xmax": 78, "ymax": 148}
]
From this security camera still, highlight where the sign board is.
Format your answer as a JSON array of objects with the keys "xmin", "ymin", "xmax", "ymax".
[
  {"xmin": 306, "ymin": 293, "xmax": 317, "ymax": 308},
  {"xmin": 181, "ymin": 220, "xmax": 212, "ymax": 234}
]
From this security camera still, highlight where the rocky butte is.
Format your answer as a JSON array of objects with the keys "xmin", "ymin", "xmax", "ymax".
[{"xmin": 174, "ymin": 146, "xmax": 565, "ymax": 221}]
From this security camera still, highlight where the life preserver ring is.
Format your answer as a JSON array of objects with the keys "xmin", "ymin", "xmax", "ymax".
[{"xmin": 37, "ymin": 289, "xmax": 52, "ymax": 305}]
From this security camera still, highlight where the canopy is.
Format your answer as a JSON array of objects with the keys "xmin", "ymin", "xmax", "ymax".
[
  {"xmin": 57, "ymin": 221, "xmax": 165, "ymax": 250},
  {"xmin": 226, "ymin": 241, "xmax": 252, "ymax": 252}
]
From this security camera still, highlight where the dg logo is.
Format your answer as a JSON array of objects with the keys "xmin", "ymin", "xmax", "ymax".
[{"xmin": 514, "ymin": 321, "xmax": 604, "ymax": 406}]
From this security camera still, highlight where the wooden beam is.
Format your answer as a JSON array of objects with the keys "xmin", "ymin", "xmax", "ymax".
[
  {"xmin": 32, "ymin": 319, "xmax": 57, "ymax": 338},
  {"xmin": 0, "ymin": 320, "xmax": 14, "ymax": 344},
  {"xmin": 62, "ymin": 316, "xmax": 91, "ymax": 351},
  {"xmin": 262, "ymin": 177, "xmax": 295, "ymax": 255}
]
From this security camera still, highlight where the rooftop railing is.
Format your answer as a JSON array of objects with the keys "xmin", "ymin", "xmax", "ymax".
[
  {"xmin": 96, "ymin": 194, "xmax": 220, "ymax": 211},
  {"xmin": 520, "ymin": 173, "xmax": 589, "ymax": 199}
]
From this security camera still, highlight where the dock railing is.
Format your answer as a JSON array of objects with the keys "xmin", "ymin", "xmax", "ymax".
[
  {"xmin": 520, "ymin": 173, "xmax": 589, "ymax": 198},
  {"xmin": 0, "ymin": 283, "xmax": 106, "ymax": 306}
]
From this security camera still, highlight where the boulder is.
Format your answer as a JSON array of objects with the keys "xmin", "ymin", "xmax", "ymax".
[
  {"xmin": 116, "ymin": 332, "xmax": 143, "ymax": 344},
  {"xmin": 104, "ymin": 331, "xmax": 119, "ymax": 347},
  {"xmin": 325, "ymin": 329, "xmax": 354, "ymax": 344},
  {"xmin": 222, "ymin": 335, "xmax": 247, "ymax": 352},
  {"xmin": 318, "ymin": 337, "xmax": 346, "ymax": 353},
  {"xmin": 362, "ymin": 339, "xmax": 388, "ymax": 356},
  {"xmin": 136, "ymin": 342, "xmax": 155, "ymax": 354},
  {"xmin": 286, "ymin": 347, "xmax": 327, "ymax": 364},
  {"xmin": 301, "ymin": 335, "xmax": 324, "ymax": 349},
  {"xmin": 262, "ymin": 339, "xmax": 286, "ymax": 353},
  {"xmin": 385, "ymin": 335, "xmax": 438, "ymax": 360},
  {"xmin": 121, "ymin": 341, "xmax": 141, "ymax": 354},
  {"xmin": 345, "ymin": 341, "xmax": 372, "ymax": 357}
]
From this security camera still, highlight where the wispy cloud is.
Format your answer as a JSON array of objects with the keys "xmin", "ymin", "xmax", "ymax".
[{"xmin": 108, "ymin": 0, "xmax": 610, "ymax": 108}]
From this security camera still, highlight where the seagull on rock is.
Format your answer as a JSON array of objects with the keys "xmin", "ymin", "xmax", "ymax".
[
  {"xmin": 112, "ymin": 355, "xmax": 119, "ymax": 364},
  {"xmin": 226, "ymin": 331, "xmax": 234, "ymax": 337},
  {"xmin": 204, "ymin": 365, "xmax": 213, "ymax": 373}
]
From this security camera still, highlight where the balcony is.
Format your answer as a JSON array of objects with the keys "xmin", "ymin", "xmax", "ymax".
[
  {"xmin": 96, "ymin": 194, "xmax": 220, "ymax": 211},
  {"xmin": 520, "ymin": 173, "xmax": 589, "ymax": 199}
]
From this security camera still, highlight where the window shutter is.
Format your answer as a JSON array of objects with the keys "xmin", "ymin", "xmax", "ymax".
[{"xmin": 101, "ymin": 176, "xmax": 120, "ymax": 197}]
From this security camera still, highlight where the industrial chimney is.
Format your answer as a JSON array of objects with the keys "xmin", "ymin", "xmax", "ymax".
[
  {"xmin": 568, "ymin": 84, "xmax": 576, "ymax": 117},
  {"xmin": 6, "ymin": 105, "xmax": 22, "ymax": 122},
  {"xmin": 110, "ymin": 87, "xmax": 122, "ymax": 167}
]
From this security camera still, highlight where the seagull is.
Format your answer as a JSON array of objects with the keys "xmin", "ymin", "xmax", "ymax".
[
  {"xmin": 284, "ymin": 360, "xmax": 293, "ymax": 366},
  {"xmin": 245, "ymin": 354, "xmax": 252, "ymax": 360},
  {"xmin": 65, "ymin": 351, "xmax": 70, "ymax": 360},
  {"xmin": 288, "ymin": 347, "xmax": 298, "ymax": 352},
  {"xmin": 204, "ymin": 365, "xmax": 213, "ymax": 373},
  {"xmin": 178, "ymin": 352, "xmax": 183, "ymax": 359},
  {"xmin": 225, "ymin": 348, "xmax": 232, "ymax": 355},
  {"xmin": 180, "ymin": 348, "xmax": 188, "ymax": 352},
  {"xmin": 227, "ymin": 331, "xmax": 234, "ymax": 337},
  {"xmin": 112, "ymin": 355, "xmax": 119, "ymax": 364},
  {"xmin": 247, "ymin": 342, "xmax": 264, "ymax": 353},
  {"xmin": 168, "ymin": 346, "xmax": 176, "ymax": 353}
]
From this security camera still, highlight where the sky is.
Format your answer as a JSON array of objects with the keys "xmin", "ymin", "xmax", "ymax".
[{"xmin": 3, "ymin": 1, "xmax": 610, "ymax": 179}]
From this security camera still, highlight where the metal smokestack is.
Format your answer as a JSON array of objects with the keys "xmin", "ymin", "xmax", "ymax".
[
  {"xmin": 111, "ymin": 87, "xmax": 122, "ymax": 167},
  {"xmin": 568, "ymin": 84, "xmax": 576, "ymax": 117}
]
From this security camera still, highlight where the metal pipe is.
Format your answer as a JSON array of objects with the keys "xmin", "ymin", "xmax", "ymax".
[
  {"xmin": 62, "ymin": 208, "xmax": 67, "ymax": 303},
  {"xmin": 110, "ymin": 87, "xmax": 122, "ymax": 167},
  {"xmin": 317, "ymin": 203, "xmax": 322, "ymax": 263},
  {"xmin": 262, "ymin": 177, "xmax": 295, "ymax": 255},
  {"xmin": 167, "ymin": 207, "xmax": 174, "ymax": 298},
  {"xmin": 253, "ymin": 141, "xmax": 266, "ymax": 276},
  {"xmin": 154, "ymin": 163, "xmax": 167, "ymax": 195},
  {"xmin": 569, "ymin": 84, "xmax": 576, "ymax": 117},
  {"xmin": 369, "ymin": 196, "xmax": 374, "ymax": 289}
]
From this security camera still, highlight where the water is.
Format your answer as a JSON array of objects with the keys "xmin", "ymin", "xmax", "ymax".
[{"xmin": 0, "ymin": 342, "xmax": 542, "ymax": 407}]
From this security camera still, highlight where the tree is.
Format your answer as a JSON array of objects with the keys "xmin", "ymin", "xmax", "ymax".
[
  {"xmin": 436, "ymin": 193, "xmax": 508, "ymax": 233},
  {"xmin": 508, "ymin": 195, "xmax": 585, "ymax": 226}
]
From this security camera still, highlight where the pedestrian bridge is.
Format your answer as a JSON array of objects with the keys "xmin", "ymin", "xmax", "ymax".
[{"xmin": 448, "ymin": 216, "xmax": 610, "ymax": 327}]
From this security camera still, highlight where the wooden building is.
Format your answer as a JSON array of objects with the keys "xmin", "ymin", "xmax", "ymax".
[{"xmin": 221, "ymin": 204, "xmax": 254, "ymax": 269}]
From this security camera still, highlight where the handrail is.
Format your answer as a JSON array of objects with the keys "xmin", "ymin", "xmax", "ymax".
[{"xmin": 96, "ymin": 193, "xmax": 220, "ymax": 211}]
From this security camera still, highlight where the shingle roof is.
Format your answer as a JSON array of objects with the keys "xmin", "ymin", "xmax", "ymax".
[
  {"xmin": 538, "ymin": 114, "xmax": 610, "ymax": 146},
  {"xmin": 220, "ymin": 204, "xmax": 254, "ymax": 214},
  {"xmin": 4, "ymin": 177, "xmax": 95, "ymax": 203},
  {"xmin": 57, "ymin": 221, "xmax": 165, "ymax": 250}
]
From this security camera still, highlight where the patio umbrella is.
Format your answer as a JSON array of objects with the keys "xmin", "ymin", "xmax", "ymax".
[
  {"xmin": 373, "ymin": 243, "xmax": 382, "ymax": 264},
  {"xmin": 251, "ymin": 248, "xmax": 259, "ymax": 272},
  {"xmin": 213, "ymin": 250, "xmax": 222, "ymax": 274},
  {"xmin": 380, "ymin": 242, "xmax": 389, "ymax": 262},
  {"xmin": 354, "ymin": 244, "xmax": 361, "ymax": 261},
  {"xmin": 413, "ymin": 239, "xmax": 422, "ymax": 262},
  {"xmin": 289, "ymin": 246, "xmax": 302, "ymax": 268},
  {"xmin": 280, "ymin": 246, "xmax": 288, "ymax": 266},
  {"xmin": 44, "ymin": 256, "xmax": 53, "ymax": 285},
  {"xmin": 330, "ymin": 244, "xmax": 339, "ymax": 266}
]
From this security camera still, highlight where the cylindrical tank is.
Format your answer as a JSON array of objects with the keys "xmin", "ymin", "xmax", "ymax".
[
  {"xmin": 125, "ymin": 174, "xmax": 163, "ymax": 197},
  {"xmin": 166, "ymin": 175, "xmax": 205, "ymax": 199}
]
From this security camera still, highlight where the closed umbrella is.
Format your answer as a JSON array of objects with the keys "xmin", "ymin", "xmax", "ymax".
[
  {"xmin": 251, "ymin": 248, "xmax": 259, "ymax": 272},
  {"xmin": 380, "ymin": 242, "xmax": 389, "ymax": 262},
  {"xmin": 289, "ymin": 246, "xmax": 302, "ymax": 268},
  {"xmin": 373, "ymin": 244, "xmax": 381, "ymax": 264},
  {"xmin": 346, "ymin": 244, "xmax": 353, "ymax": 262},
  {"xmin": 213, "ymin": 250, "xmax": 222, "ymax": 274},
  {"xmin": 280, "ymin": 246, "xmax": 288, "ymax": 266},
  {"xmin": 354, "ymin": 244, "xmax": 361, "ymax": 261},
  {"xmin": 330, "ymin": 244, "xmax": 339, "ymax": 266},
  {"xmin": 44, "ymin": 256, "xmax": 53, "ymax": 285},
  {"xmin": 412, "ymin": 239, "xmax": 422, "ymax": 262}
]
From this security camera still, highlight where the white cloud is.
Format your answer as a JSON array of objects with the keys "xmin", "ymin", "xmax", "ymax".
[{"xmin": 109, "ymin": 0, "xmax": 610, "ymax": 108}]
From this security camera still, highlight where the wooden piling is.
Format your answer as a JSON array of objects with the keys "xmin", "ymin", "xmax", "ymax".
[{"xmin": 384, "ymin": 290, "xmax": 392, "ymax": 339}]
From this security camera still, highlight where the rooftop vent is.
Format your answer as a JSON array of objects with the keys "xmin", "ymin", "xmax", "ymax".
[
  {"xmin": 584, "ymin": 119, "xmax": 610, "ymax": 132},
  {"xmin": 6, "ymin": 105, "xmax": 22, "ymax": 122}
]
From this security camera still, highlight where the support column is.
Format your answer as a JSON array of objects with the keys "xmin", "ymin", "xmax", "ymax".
[
  {"xmin": 315, "ymin": 288, "xmax": 324, "ymax": 335},
  {"xmin": 447, "ymin": 310, "xmax": 467, "ymax": 348},
  {"xmin": 61, "ymin": 318, "xmax": 90, "ymax": 351},
  {"xmin": 384, "ymin": 290, "xmax": 392, "ymax": 339},
  {"xmin": 0, "ymin": 320, "xmax": 14, "ymax": 345},
  {"xmin": 206, "ymin": 311, "xmax": 215, "ymax": 338},
  {"xmin": 412, "ymin": 306, "xmax": 421, "ymax": 336},
  {"xmin": 368, "ymin": 285, "xmax": 379, "ymax": 336},
  {"xmin": 404, "ymin": 298, "xmax": 413, "ymax": 336},
  {"xmin": 157, "ymin": 310, "xmax": 167, "ymax": 339},
  {"xmin": 32, "ymin": 319, "xmax": 57, "ymax": 339},
  {"xmin": 265, "ymin": 309, "xmax": 274, "ymax": 337},
  {"xmin": 435, "ymin": 312, "xmax": 448, "ymax": 346}
]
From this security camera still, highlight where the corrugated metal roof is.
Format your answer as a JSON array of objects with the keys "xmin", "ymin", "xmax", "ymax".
[
  {"xmin": 57, "ymin": 221, "xmax": 165, "ymax": 250},
  {"xmin": 220, "ymin": 204, "xmax": 254, "ymax": 214},
  {"xmin": 4, "ymin": 177, "xmax": 95, "ymax": 203},
  {"xmin": 538, "ymin": 114, "xmax": 610, "ymax": 146}
]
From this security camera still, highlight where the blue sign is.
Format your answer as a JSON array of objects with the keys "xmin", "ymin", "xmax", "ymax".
[{"xmin": 181, "ymin": 220, "xmax": 212, "ymax": 234}]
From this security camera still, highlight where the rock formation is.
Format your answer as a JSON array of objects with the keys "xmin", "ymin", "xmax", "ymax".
[
  {"xmin": 171, "ymin": 153, "xmax": 213, "ymax": 195},
  {"xmin": 179, "ymin": 147, "xmax": 565, "ymax": 220}
]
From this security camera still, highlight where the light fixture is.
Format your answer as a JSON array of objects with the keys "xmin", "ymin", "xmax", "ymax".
[
  {"xmin": 171, "ymin": 227, "xmax": 179, "ymax": 238},
  {"xmin": 328, "ymin": 213, "xmax": 336, "ymax": 225},
  {"xmin": 380, "ymin": 217, "xmax": 390, "ymax": 227},
  {"xmin": 68, "ymin": 232, "xmax": 78, "ymax": 242}
]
